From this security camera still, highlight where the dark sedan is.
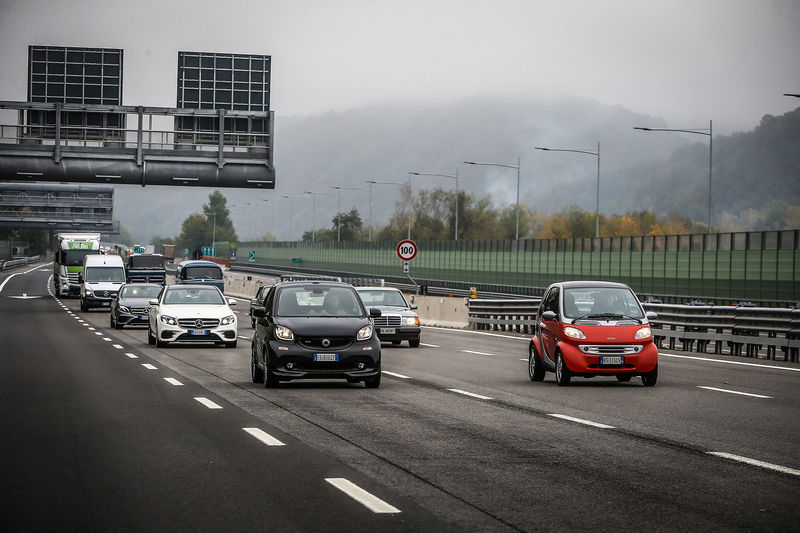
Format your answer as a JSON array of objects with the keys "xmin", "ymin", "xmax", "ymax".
[
  {"xmin": 110, "ymin": 283, "xmax": 162, "ymax": 329},
  {"xmin": 250, "ymin": 281, "xmax": 382, "ymax": 388}
]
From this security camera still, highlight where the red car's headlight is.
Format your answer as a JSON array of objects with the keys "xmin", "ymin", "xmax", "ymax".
[
  {"xmin": 635, "ymin": 326, "xmax": 652, "ymax": 339},
  {"xmin": 563, "ymin": 326, "xmax": 586, "ymax": 339}
]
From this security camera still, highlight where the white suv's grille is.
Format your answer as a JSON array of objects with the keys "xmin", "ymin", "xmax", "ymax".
[
  {"xmin": 579, "ymin": 345, "xmax": 642, "ymax": 355},
  {"xmin": 178, "ymin": 318, "xmax": 220, "ymax": 328}
]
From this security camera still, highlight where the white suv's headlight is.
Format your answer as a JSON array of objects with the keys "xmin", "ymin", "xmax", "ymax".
[
  {"xmin": 357, "ymin": 325, "xmax": 373, "ymax": 341},
  {"xmin": 275, "ymin": 325, "xmax": 294, "ymax": 341},
  {"xmin": 405, "ymin": 316, "xmax": 420, "ymax": 326},
  {"xmin": 220, "ymin": 315, "xmax": 235, "ymax": 326},
  {"xmin": 635, "ymin": 326, "xmax": 652, "ymax": 339},
  {"xmin": 160, "ymin": 315, "xmax": 177, "ymax": 325},
  {"xmin": 563, "ymin": 326, "xmax": 586, "ymax": 339}
]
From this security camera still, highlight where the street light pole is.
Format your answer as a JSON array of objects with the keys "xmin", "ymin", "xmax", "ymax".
[
  {"xmin": 329, "ymin": 186, "xmax": 367, "ymax": 242},
  {"xmin": 535, "ymin": 144, "xmax": 601, "ymax": 237},
  {"xmin": 634, "ymin": 121, "xmax": 713, "ymax": 230},
  {"xmin": 366, "ymin": 180, "xmax": 408, "ymax": 241},
  {"xmin": 463, "ymin": 159, "xmax": 522, "ymax": 239},
  {"xmin": 408, "ymin": 169, "xmax": 459, "ymax": 240}
]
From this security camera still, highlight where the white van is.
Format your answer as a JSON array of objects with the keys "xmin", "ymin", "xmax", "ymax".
[{"xmin": 80, "ymin": 254, "xmax": 126, "ymax": 311}]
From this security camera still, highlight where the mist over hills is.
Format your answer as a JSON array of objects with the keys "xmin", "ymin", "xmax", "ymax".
[{"xmin": 114, "ymin": 95, "xmax": 799, "ymax": 243}]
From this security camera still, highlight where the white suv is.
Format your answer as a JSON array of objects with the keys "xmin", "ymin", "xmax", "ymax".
[{"xmin": 148, "ymin": 285, "xmax": 238, "ymax": 348}]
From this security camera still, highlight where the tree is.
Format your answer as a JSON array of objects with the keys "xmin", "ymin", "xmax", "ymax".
[
  {"xmin": 202, "ymin": 191, "xmax": 238, "ymax": 245},
  {"xmin": 332, "ymin": 208, "xmax": 364, "ymax": 241},
  {"xmin": 175, "ymin": 213, "xmax": 210, "ymax": 254}
]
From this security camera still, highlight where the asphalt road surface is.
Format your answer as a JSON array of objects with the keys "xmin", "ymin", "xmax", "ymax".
[{"xmin": 2, "ymin": 263, "xmax": 799, "ymax": 532}]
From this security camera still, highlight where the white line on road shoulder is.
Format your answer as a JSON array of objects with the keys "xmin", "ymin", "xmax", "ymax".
[
  {"xmin": 141, "ymin": 363, "xmax": 157, "ymax": 370},
  {"xmin": 325, "ymin": 478, "xmax": 401, "ymax": 514},
  {"xmin": 124, "ymin": 353, "xmax": 138, "ymax": 358},
  {"xmin": 243, "ymin": 427, "xmax": 285, "ymax": 446},
  {"xmin": 698, "ymin": 386, "xmax": 772, "ymax": 399},
  {"xmin": 382, "ymin": 371, "xmax": 412, "ymax": 379},
  {"xmin": 461, "ymin": 349, "xmax": 495, "ymax": 356},
  {"xmin": 548, "ymin": 414, "xmax": 615, "ymax": 429},
  {"xmin": 164, "ymin": 378, "xmax": 183, "ymax": 386},
  {"xmin": 447, "ymin": 388, "xmax": 493, "ymax": 400},
  {"xmin": 0, "ymin": 273, "xmax": 19, "ymax": 293},
  {"xmin": 707, "ymin": 452, "xmax": 800, "ymax": 476},
  {"xmin": 660, "ymin": 352, "xmax": 800, "ymax": 373},
  {"xmin": 420, "ymin": 342, "xmax": 439, "ymax": 348},
  {"xmin": 194, "ymin": 397, "xmax": 222, "ymax": 409},
  {"xmin": 421, "ymin": 325, "xmax": 528, "ymax": 341}
]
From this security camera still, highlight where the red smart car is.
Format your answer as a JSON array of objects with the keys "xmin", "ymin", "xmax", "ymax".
[{"xmin": 528, "ymin": 281, "xmax": 659, "ymax": 386}]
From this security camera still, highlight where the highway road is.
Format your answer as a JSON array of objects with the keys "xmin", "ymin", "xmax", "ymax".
[{"xmin": 2, "ymin": 263, "xmax": 799, "ymax": 532}]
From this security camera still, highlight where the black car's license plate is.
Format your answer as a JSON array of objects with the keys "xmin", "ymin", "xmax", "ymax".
[{"xmin": 314, "ymin": 353, "xmax": 339, "ymax": 362}]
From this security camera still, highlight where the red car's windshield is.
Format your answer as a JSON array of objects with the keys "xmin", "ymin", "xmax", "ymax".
[{"xmin": 563, "ymin": 287, "xmax": 644, "ymax": 320}]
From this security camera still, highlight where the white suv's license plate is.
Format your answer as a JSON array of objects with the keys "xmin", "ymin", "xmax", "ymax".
[
  {"xmin": 600, "ymin": 356, "xmax": 624, "ymax": 366},
  {"xmin": 314, "ymin": 353, "xmax": 339, "ymax": 362},
  {"xmin": 189, "ymin": 329, "xmax": 210, "ymax": 336},
  {"xmin": 380, "ymin": 328, "xmax": 396, "ymax": 334}
]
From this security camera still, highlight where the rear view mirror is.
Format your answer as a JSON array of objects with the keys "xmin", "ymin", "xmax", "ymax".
[
  {"xmin": 646, "ymin": 311, "xmax": 658, "ymax": 320},
  {"xmin": 253, "ymin": 307, "xmax": 268, "ymax": 318},
  {"xmin": 148, "ymin": 299, "xmax": 159, "ymax": 306},
  {"xmin": 369, "ymin": 307, "xmax": 382, "ymax": 318},
  {"xmin": 228, "ymin": 299, "xmax": 237, "ymax": 306},
  {"xmin": 541, "ymin": 310, "xmax": 557, "ymax": 320},
  {"xmin": 410, "ymin": 304, "xmax": 418, "ymax": 310}
]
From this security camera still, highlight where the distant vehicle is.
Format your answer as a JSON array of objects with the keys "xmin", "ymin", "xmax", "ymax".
[
  {"xmin": 110, "ymin": 283, "xmax": 162, "ymax": 329},
  {"xmin": 355, "ymin": 287, "xmax": 421, "ymax": 347},
  {"xmin": 147, "ymin": 285, "xmax": 238, "ymax": 348},
  {"xmin": 175, "ymin": 260, "xmax": 225, "ymax": 293},
  {"xmin": 250, "ymin": 281, "xmax": 382, "ymax": 388},
  {"xmin": 52, "ymin": 232, "xmax": 101, "ymax": 297},
  {"xmin": 528, "ymin": 281, "xmax": 659, "ymax": 386},
  {"xmin": 249, "ymin": 284, "xmax": 272, "ymax": 328},
  {"xmin": 126, "ymin": 253, "xmax": 166, "ymax": 284},
  {"xmin": 79, "ymin": 254, "xmax": 125, "ymax": 311}
]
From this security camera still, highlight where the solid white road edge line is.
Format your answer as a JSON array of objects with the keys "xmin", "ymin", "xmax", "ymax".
[
  {"xmin": 420, "ymin": 342, "xmax": 440, "ymax": 348},
  {"xmin": 707, "ymin": 452, "xmax": 800, "ymax": 476},
  {"xmin": 0, "ymin": 273, "xmax": 19, "ymax": 293},
  {"xmin": 382, "ymin": 371, "xmax": 412, "ymax": 379},
  {"xmin": 421, "ymin": 325, "xmax": 527, "ymax": 341},
  {"xmin": 698, "ymin": 386, "xmax": 773, "ymax": 399},
  {"xmin": 548, "ymin": 414, "xmax": 615, "ymax": 429},
  {"xmin": 243, "ymin": 427, "xmax": 285, "ymax": 446},
  {"xmin": 194, "ymin": 397, "xmax": 223, "ymax": 409},
  {"xmin": 164, "ymin": 378, "xmax": 184, "ymax": 386},
  {"xmin": 660, "ymin": 352, "xmax": 800, "ymax": 373},
  {"xmin": 461, "ymin": 350, "xmax": 495, "ymax": 356},
  {"xmin": 447, "ymin": 388, "xmax": 493, "ymax": 400},
  {"xmin": 325, "ymin": 478, "xmax": 401, "ymax": 514}
]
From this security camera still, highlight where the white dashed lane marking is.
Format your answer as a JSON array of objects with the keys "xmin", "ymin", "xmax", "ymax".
[
  {"xmin": 141, "ymin": 364, "xmax": 157, "ymax": 370},
  {"xmin": 325, "ymin": 478, "xmax": 401, "ymax": 514},
  {"xmin": 548, "ymin": 414, "xmax": 615, "ymax": 429},
  {"xmin": 446, "ymin": 389, "xmax": 493, "ymax": 400},
  {"xmin": 707, "ymin": 452, "xmax": 800, "ymax": 476},
  {"xmin": 382, "ymin": 371, "xmax": 412, "ymax": 379},
  {"xmin": 124, "ymin": 353, "xmax": 138, "ymax": 359},
  {"xmin": 698, "ymin": 386, "xmax": 772, "ymax": 399},
  {"xmin": 194, "ymin": 397, "xmax": 223, "ymax": 409},
  {"xmin": 420, "ymin": 342, "xmax": 439, "ymax": 348},
  {"xmin": 164, "ymin": 378, "xmax": 183, "ymax": 386},
  {"xmin": 461, "ymin": 350, "xmax": 495, "ymax": 356},
  {"xmin": 112, "ymin": 344, "xmax": 124, "ymax": 349},
  {"xmin": 243, "ymin": 427, "xmax": 285, "ymax": 446}
]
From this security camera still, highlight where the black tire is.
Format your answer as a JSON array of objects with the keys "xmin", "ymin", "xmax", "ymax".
[
  {"xmin": 225, "ymin": 340, "xmax": 238, "ymax": 349},
  {"xmin": 264, "ymin": 349, "xmax": 279, "ymax": 388},
  {"xmin": 251, "ymin": 318, "xmax": 256, "ymax": 329},
  {"xmin": 80, "ymin": 299, "xmax": 87, "ymax": 312},
  {"xmin": 616, "ymin": 375, "xmax": 632, "ymax": 383},
  {"xmin": 364, "ymin": 370, "xmax": 381, "ymax": 389},
  {"xmin": 155, "ymin": 329, "xmax": 168, "ymax": 348},
  {"xmin": 408, "ymin": 338, "xmax": 420, "ymax": 348},
  {"xmin": 251, "ymin": 348, "xmax": 264, "ymax": 383},
  {"xmin": 642, "ymin": 365, "xmax": 658, "ymax": 387},
  {"xmin": 147, "ymin": 326, "xmax": 156, "ymax": 345},
  {"xmin": 112, "ymin": 313, "xmax": 123, "ymax": 329},
  {"xmin": 528, "ymin": 343, "xmax": 546, "ymax": 382},
  {"xmin": 555, "ymin": 352, "xmax": 572, "ymax": 386}
]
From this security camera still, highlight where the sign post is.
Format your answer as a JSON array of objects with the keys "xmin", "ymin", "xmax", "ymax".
[
  {"xmin": 396, "ymin": 239, "xmax": 419, "ymax": 292},
  {"xmin": 248, "ymin": 250, "xmax": 256, "ymax": 262}
]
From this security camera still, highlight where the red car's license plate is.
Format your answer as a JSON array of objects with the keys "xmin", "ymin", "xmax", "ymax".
[{"xmin": 600, "ymin": 356, "xmax": 624, "ymax": 365}]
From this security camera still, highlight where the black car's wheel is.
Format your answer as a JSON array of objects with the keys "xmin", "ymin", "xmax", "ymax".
[
  {"xmin": 364, "ymin": 369, "xmax": 381, "ymax": 389},
  {"xmin": 147, "ymin": 326, "xmax": 156, "ymax": 345},
  {"xmin": 110, "ymin": 314, "xmax": 115, "ymax": 328},
  {"xmin": 555, "ymin": 352, "xmax": 572, "ymax": 386},
  {"xmin": 408, "ymin": 338, "xmax": 420, "ymax": 348},
  {"xmin": 112, "ymin": 313, "xmax": 123, "ymax": 329},
  {"xmin": 263, "ymin": 349, "xmax": 279, "ymax": 388},
  {"xmin": 528, "ymin": 343, "xmax": 546, "ymax": 382},
  {"xmin": 251, "ymin": 348, "xmax": 264, "ymax": 383},
  {"xmin": 616, "ymin": 375, "xmax": 632, "ymax": 383},
  {"xmin": 80, "ymin": 299, "xmax": 87, "ymax": 312},
  {"xmin": 251, "ymin": 318, "xmax": 256, "ymax": 329},
  {"xmin": 642, "ymin": 365, "xmax": 658, "ymax": 387}
]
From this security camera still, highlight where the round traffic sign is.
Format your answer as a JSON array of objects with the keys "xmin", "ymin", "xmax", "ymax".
[{"xmin": 396, "ymin": 239, "xmax": 418, "ymax": 261}]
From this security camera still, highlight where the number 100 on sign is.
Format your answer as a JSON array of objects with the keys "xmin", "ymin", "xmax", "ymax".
[{"xmin": 396, "ymin": 239, "xmax": 418, "ymax": 261}]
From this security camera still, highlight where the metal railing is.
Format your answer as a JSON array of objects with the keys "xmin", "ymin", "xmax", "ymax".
[{"xmin": 0, "ymin": 255, "xmax": 41, "ymax": 271}]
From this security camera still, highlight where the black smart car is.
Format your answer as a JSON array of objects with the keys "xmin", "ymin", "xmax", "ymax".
[{"xmin": 250, "ymin": 281, "xmax": 382, "ymax": 388}]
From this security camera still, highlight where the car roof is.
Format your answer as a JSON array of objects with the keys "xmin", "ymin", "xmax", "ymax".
[
  {"xmin": 165, "ymin": 284, "xmax": 221, "ymax": 291},
  {"xmin": 121, "ymin": 283, "xmax": 162, "ymax": 288},
  {"xmin": 355, "ymin": 286, "xmax": 400, "ymax": 291},
  {"xmin": 552, "ymin": 280, "xmax": 632, "ymax": 290},
  {"xmin": 274, "ymin": 280, "xmax": 354, "ymax": 289},
  {"xmin": 178, "ymin": 260, "xmax": 221, "ymax": 268}
]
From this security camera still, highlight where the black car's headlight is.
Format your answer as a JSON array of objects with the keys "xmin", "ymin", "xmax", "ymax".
[
  {"xmin": 357, "ymin": 325, "xmax": 374, "ymax": 341},
  {"xmin": 275, "ymin": 325, "xmax": 294, "ymax": 341},
  {"xmin": 118, "ymin": 305, "xmax": 131, "ymax": 314}
]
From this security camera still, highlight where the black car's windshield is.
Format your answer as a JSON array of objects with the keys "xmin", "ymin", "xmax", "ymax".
[
  {"xmin": 276, "ymin": 286, "xmax": 363, "ymax": 317},
  {"xmin": 129, "ymin": 255, "xmax": 164, "ymax": 268},
  {"xmin": 164, "ymin": 287, "xmax": 225, "ymax": 305},
  {"xmin": 120, "ymin": 285, "xmax": 162, "ymax": 299},
  {"xmin": 357, "ymin": 289, "xmax": 408, "ymax": 307},
  {"xmin": 563, "ymin": 287, "xmax": 645, "ymax": 320},
  {"xmin": 183, "ymin": 266, "xmax": 222, "ymax": 280},
  {"xmin": 85, "ymin": 266, "xmax": 125, "ymax": 283}
]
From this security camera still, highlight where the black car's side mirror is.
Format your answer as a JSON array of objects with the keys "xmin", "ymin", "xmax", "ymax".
[
  {"xmin": 541, "ymin": 310, "xmax": 557, "ymax": 320},
  {"xmin": 369, "ymin": 307, "xmax": 381, "ymax": 318},
  {"xmin": 77, "ymin": 272, "xmax": 83, "ymax": 283},
  {"xmin": 253, "ymin": 307, "xmax": 268, "ymax": 318}
]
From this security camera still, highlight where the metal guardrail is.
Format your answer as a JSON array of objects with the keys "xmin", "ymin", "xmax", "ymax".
[
  {"xmin": 227, "ymin": 263, "xmax": 384, "ymax": 287},
  {"xmin": 465, "ymin": 298, "xmax": 800, "ymax": 363},
  {"xmin": 0, "ymin": 255, "xmax": 41, "ymax": 271}
]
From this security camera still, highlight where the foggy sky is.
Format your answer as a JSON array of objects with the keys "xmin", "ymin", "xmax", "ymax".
[{"xmin": 1, "ymin": 0, "xmax": 798, "ymax": 134}]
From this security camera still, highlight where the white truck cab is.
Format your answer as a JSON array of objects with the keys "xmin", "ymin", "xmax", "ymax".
[{"xmin": 80, "ymin": 254, "xmax": 126, "ymax": 311}]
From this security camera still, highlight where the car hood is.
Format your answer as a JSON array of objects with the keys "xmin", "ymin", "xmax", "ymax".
[
  {"xmin": 368, "ymin": 305, "xmax": 415, "ymax": 316},
  {"xmin": 159, "ymin": 304, "xmax": 233, "ymax": 318},
  {"xmin": 86, "ymin": 282, "xmax": 123, "ymax": 291},
  {"xmin": 118, "ymin": 297, "xmax": 156, "ymax": 307},
  {"xmin": 275, "ymin": 316, "xmax": 370, "ymax": 336}
]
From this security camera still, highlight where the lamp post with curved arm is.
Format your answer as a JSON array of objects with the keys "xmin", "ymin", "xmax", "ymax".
[
  {"xmin": 634, "ymin": 121, "xmax": 713, "ymax": 231},
  {"xmin": 330, "ymin": 186, "xmax": 367, "ymax": 242},
  {"xmin": 303, "ymin": 190, "xmax": 335, "ymax": 242},
  {"xmin": 366, "ymin": 180, "xmax": 410, "ymax": 240},
  {"xmin": 535, "ymin": 143, "xmax": 601, "ymax": 237},
  {"xmin": 463, "ymin": 159, "xmax": 521, "ymax": 239},
  {"xmin": 408, "ymin": 169, "xmax": 459, "ymax": 240}
]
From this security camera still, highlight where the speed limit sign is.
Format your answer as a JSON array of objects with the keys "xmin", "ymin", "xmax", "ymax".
[{"xmin": 396, "ymin": 239, "xmax": 418, "ymax": 261}]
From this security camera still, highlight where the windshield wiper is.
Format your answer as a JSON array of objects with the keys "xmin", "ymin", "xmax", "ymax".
[{"xmin": 575, "ymin": 313, "xmax": 641, "ymax": 323}]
